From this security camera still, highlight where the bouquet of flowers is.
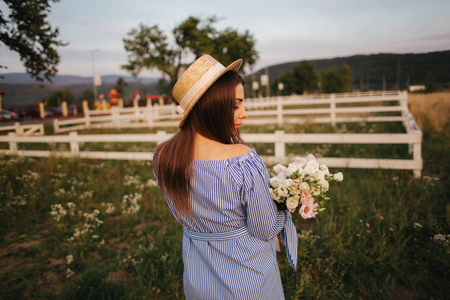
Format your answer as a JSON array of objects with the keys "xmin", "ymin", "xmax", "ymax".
[{"xmin": 269, "ymin": 154, "xmax": 343, "ymax": 219}]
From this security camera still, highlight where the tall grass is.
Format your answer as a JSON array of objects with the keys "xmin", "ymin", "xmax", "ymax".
[{"xmin": 0, "ymin": 93, "xmax": 449, "ymax": 299}]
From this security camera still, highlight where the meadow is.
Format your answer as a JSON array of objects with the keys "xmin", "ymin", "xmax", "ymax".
[{"xmin": 0, "ymin": 92, "xmax": 449, "ymax": 299}]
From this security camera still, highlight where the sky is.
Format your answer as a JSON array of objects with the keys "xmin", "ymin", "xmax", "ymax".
[{"xmin": 1, "ymin": 0, "xmax": 450, "ymax": 79}]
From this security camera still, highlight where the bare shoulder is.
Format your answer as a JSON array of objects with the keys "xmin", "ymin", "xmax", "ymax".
[{"xmin": 228, "ymin": 144, "xmax": 252, "ymax": 158}]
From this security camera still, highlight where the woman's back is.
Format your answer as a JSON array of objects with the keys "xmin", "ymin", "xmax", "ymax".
[
  {"xmin": 192, "ymin": 134, "xmax": 252, "ymax": 161},
  {"xmin": 163, "ymin": 148, "xmax": 287, "ymax": 299}
]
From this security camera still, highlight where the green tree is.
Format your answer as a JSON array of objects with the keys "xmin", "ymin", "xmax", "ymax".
[
  {"xmin": 46, "ymin": 89, "xmax": 75, "ymax": 107},
  {"xmin": 276, "ymin": 61, "xmax": 319, "ymax": 95},
  {"xmin": 0, "ymin": 0, "xmax": 67, "ymax": 82},
  {"xmin": 292, "ymin": 61, "xmax": 319, "ymax": 94},
  {"xmin": 156, "ymin": 77, "xmax": 171, "ymax": 95},
  {"xmin": 276, "ymin": 70, "xmax": 297, "ymax": 96},
  {"xmin": 78, "ymin": 89, "xmax": 94, "ymax": 103},
  {"xmin": 115, "ymin": 77, "xmax": 128, "ymax": 95},
  {"xmin": 424, "ymin": 74, "xmax": 439, "ymax": 93},
  {"xmin": 320, "ymin": 64, "xmax": 353, "ymax": 93},
  {"xmin": 122, "ymin": 16, "xmax": 258, "ymax": 87}
]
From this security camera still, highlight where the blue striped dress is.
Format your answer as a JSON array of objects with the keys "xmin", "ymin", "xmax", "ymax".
[{"xmin": 158, "ymin": 149, "xmax": 297, "ymax": 300}]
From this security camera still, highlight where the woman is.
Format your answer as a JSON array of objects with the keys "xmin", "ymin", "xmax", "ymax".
[{"xmin": 154, "ymin": 54, "xmax": 297, "ymax": 300}]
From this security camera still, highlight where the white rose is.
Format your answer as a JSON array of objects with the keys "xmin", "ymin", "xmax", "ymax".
[
  {"xmin": 278, "ymin": 184, "xmax": 289, "ymax": 197},
  {"xmin": 308, "ymin": 172, "xmax": 319, "ymax": 179},
  {"xmin": 318, "ymin": 165, "xmax": 330, "ymax": 178},
  {"xmin": 299, "ymin": 182, "xmax": 310, "ymax": 191},
  {"xmin": 286, "ymin": 197, "xmax": 299, "ymax": 213},
  {"xmin": 319, "ymin": 178, "xmax": 329, "ymax": 191},
  {"xmin": 270, "ymin": 177, "xmax": 281, "ymax": 188},
  {"xmin": 294, "ymin": 157, "xmax": 308, "ymax": 168},
  {"xmin": 285, "ymin": 163, "xmax": 299, "ymax": 177},
  {"xmin": 312, "ymin": 190, "xmax": 321, "ymax": 196},
  {"xmin": 304, "ymin": 160, "xmax": 319, "ymax": 174},
  {"xmin": 269, "ymin": 188, "xmax": 282, "ymax": 202},
  {"xmin": 290, "ymin": 186, "xmax": 300, "ymax": 196},
  {"xmin": 333, "ymin": 172, "xmax": 344, "ymax": 182},
  {"xmin": 284, "ymin": 179, "xmax": 294, "ymax": 189},
  {"xmin": 273, "ymin": 164, "xmax": 287, "ymax": 175},
  {"xmin": 277, "ymin": 173, "xmax": 287, "ymax": 181},
  {"xmin": 306, "ymin": 154, "xmax": 316, "ymax": 161}
]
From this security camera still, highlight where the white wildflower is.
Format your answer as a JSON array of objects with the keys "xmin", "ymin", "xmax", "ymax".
[
  {"xmin": 66, "ymin": 268, "xmax": 75, "ymax": 278},
  {"xmin": 50, "ymin": 204, "xmax": 67, "ymax": 222},
  {"xmin": 146, "ymin": 179, "xmax": 158, "ymax": 187},
  {"xmin": 66, "ymin": 255, "xmax": 73, "ymax": 264}
]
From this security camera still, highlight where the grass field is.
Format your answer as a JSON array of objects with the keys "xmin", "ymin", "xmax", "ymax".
[{"xmin": 0, "ymin": 92, "xmax": 449, "ymax": 299}]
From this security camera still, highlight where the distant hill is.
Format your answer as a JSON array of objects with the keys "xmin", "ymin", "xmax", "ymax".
[
  {"xmin": 2, "ymin": 50, "xmax": 449, "ymax": 106},
  {"xmin": 0, "ymin": 74, "xmax": 159, "ymax": 106},
  {"xmin": 250, "ymin": 50, "xmax": 450, "ymax": 90},
  {"xmin": 0, "ymin": 73, "xmax": 158, "ymax": 86}
]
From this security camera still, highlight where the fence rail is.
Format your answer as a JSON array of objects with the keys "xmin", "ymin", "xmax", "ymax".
[
  {"xmin": 53, "ymin": 91, "xmax": 409, "ymax": 133},
  {"xmin": 0, "ymin": 123, "xmax": 44, "ymax": 136},
  {"xmin": 1, "ymin": 126, "xmax": 423, "ymax": 177}
]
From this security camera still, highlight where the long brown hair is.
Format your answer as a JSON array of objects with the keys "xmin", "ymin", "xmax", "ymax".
[{"xmin": 154, "ymin": 71, "xmax": 244, "ymax": 219}]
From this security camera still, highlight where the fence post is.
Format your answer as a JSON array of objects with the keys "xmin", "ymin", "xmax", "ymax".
[
  {"xmin": 330, "ymin": 94, "xmax": 336, "ymax": 127},
  {"xmin": 171, "ymin": 102, "xmax": 176, "ymax": 117},
  {"xmin": 156, "ymin": 130, "xmax": 167, "ymax": 145},
  {"xmin": 82, "ymin": 100, "xmax": 91, "ymax": 127},
  {"xmin": 8, "ymin": 132, "xmax": 17, "ymax": 153},
  {"xmin": 146, "ymin": 105, "xmax": 154, "ymax": 128},
  {"xmin": 14, "ymin": 122, "xmax": 23, "ymax": 136},
  {"xmin": 111, "ymin": 107, "xmax": 120, "ymax": 128},
  {"xmin": 413, "ymin": 135, "xmax": 422, "ymax": 178},
  {"xmin": 399, "ymin": 91, "xmax": 409, "ymax": 129},
  {"xmin": 39, "ymin": 102, "xmax": 45, "ymax": 119},
  {"xmin": 69, "ymin": 132, "xmax": 79, "ymax": 156},
  {"xmin": 62, "ymin": 101, "xmax": 68, "ymax": 117},
  {"xmin": 153, "ymin": 103, "xmax": 159, "ymax": 121},
  {"xmin": 274, "ymin": 130, "xmax": 285, "ymax": 161},
  {"xmin": 53, "ymin": 119, "xmax": 59, "ymax": 134},
  {"xmin": 277, "ymin": 97, "xmax": 283, "ymax": 126},
  {"xmin": 38, "ymin": 124, "xmax": 44, "ymax": 135}
]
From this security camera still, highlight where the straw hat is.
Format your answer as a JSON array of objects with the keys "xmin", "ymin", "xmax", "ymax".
[{"xmin": 172, "ymin": 54, "xmax": 243, "ymax": 127}]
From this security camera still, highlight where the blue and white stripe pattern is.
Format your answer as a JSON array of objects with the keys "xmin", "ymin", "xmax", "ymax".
[{"xmin": 160, "ymin": 149, "xmax": 298, "ymax": 300}]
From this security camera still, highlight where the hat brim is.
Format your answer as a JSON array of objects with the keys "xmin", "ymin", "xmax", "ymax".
[{"xmin": 178, "ymin": 58, "xmax": 243, "ymax": 128}]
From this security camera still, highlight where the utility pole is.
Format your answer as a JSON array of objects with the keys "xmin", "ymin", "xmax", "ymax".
[
  {"xmin": 91, "ymin": 49, "xmax": 100, "ymax": 102},
  {"xmin": 396, "ymin": 57, "xmax": 401, "ymax": 91}
]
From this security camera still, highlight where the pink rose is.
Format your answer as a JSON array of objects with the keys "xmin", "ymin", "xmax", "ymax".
[
  {"xmin": 300, "ymin": 191, "xmax": 313, "ymax": 205},
  {"xmin": 292, "ymin": 179, "xmax": 302, "ymax": 188},
  {"xmin": 273, "ymin": 164, "xmax": 287, "ymax": 175},
  {"xmin": 299, "ymin": 202, "xmax": 318, "ymax": 219},
  {"xmin": 294, "ymin": 157, "xmax": 308, "ymax": 168},
  {"xmin": 306, "ymin": 154, "xmax": 316, "ymax": 161}
]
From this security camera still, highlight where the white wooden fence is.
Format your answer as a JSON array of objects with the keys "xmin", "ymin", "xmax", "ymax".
[
  {"xmin": 0, "ymin": 122, "xmax": 44, "ymax": 136},
  {"xmin": 1, "ymin": 125, "xmax": 423, "ymax": 177},
  {"xmin": 53, "ymin": 104, "xmax": 179, "ymax": 133},
  {"xmin": 1, "ymin": 91, "xmax": 423, "ymax": 177},
  {"xmin": 244, "ymin": 90, "xmax": 409, "ymax": 127},
  {"xmin": 53, "ymin": 91, "xmax": 409, "ymax": 133}
]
